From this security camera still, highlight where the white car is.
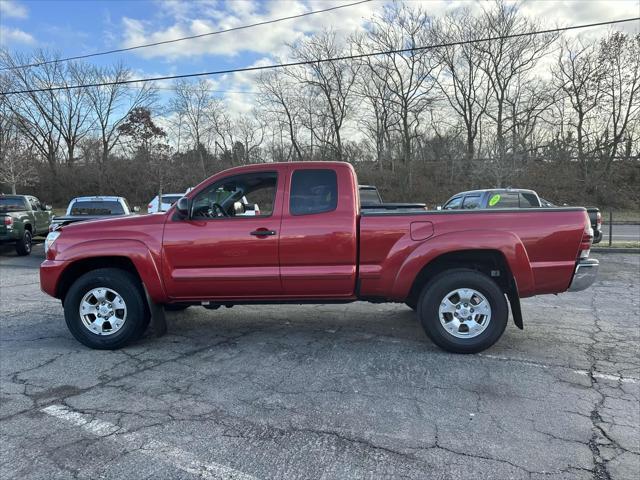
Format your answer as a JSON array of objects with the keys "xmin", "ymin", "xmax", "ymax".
[{"xmin": 147, "ymin": 194, "xmax": 184, "ymax": 213}]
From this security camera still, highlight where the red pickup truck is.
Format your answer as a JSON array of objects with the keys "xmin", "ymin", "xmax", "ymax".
[{"xmin": 41, "ymin": 162, "xmax": 598, "ymax": 353}]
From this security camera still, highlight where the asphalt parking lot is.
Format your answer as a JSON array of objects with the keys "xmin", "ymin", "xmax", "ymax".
[{"xmin": 1, "ymin": 246, "xmax": 638, "ymax": 480}]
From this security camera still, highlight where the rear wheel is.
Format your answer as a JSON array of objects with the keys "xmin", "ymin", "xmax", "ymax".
[
  {"xmin": 15, "ymin": 230, "xmax": 32, "ymax": 256},
  {"xmin": 418, "ymin": 269, "xmax": 508, "ymax": 354},
  {"xmin": 64, "ymin": 268, "xmax": 149, "ymax": 349}
]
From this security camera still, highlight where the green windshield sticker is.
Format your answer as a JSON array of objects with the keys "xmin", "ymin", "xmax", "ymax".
[{"xmin": 489, "ymin": 194, "xmax": 501, "ymax": 206}]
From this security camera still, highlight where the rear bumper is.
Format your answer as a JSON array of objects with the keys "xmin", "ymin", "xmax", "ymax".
[
  {"xmin": 568, "ymin": 259, "xmax": 599, "ymax": 292},
  {"xmin": 0, "ymin": 231, "xmax": 19, "ymax": 242}
]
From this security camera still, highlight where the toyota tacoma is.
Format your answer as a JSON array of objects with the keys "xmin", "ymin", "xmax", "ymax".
[{"xmin": 40, "ymin": 162, "xmax": 598, "ymax": 353}]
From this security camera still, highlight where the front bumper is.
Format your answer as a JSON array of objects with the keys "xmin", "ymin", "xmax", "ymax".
[
  {"xmin": 40, "ymin": 260, "xmax": 67, "ymax": 298},
  {"xmin": 568, "ymin": 259, "xmax": 599, "ymax": 292}
]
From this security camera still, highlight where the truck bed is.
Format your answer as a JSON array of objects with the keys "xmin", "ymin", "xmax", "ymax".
[{"xmin": 358, "ymin": 207, "xmax": 588, "ymax": 299}]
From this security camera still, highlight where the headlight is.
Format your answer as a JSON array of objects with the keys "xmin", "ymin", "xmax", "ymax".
[{"xmin": 44, "ymin": 231, "xmax": 61, "ymax": 254}]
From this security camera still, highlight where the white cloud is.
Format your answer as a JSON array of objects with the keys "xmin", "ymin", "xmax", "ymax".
[
  {"xmin": 119, "ymin": 0, "xmax": 377, "ymax": 60},
  {"xmin": 0, "ymin": 26, "xmax": 35, "ymax": 45},
  {"xmin": 122, "ymin": 1, "xmax": 640, "ymax": 119},
  {"xmin": 0, "ymin": 0, "xmax": 28, "ymax": 19}
]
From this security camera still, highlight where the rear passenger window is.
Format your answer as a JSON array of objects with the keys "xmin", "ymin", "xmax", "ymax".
[
  {"xmin": 462, "ymin": 195, "xmax": 480, "ymax": 209},
  {"xmin": 487, "ymin": 192, "xmax": 519, "ymax": 208},
  {"xmin": 290, "ymin": 169, "xmax": 338, "ymax": 215}
]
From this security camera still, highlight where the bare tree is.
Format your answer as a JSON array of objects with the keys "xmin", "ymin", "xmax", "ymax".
[
  {"xmin": 352, "ymin": 32, "xmax": 397, "ymax": 170},
  {"xmin": 0, "ymin": 106, "xmax": 37, "ymax": 194},
  {"xmin": 85, "ymin": 63, "xmax": 156, "ymax": 166},
  {"xmin": 475, "ymin": 1, "xmax": 558, "ymax": 172},
  {"xmin": 552, "ymin": 38, "xmax": 602, "ymax": 181},
  {"xmin": 256, "ymin": 69, "xmax": 304, "ymax": 161},
  {"xmin": 596, "ymin": 32, "xmax": 640, "ymax": 172},
  {"xmin": 233, "ymin": 113, "xmax": 264, "ymax": 164},
  {"xmin": 363, "ymin": 3, "xmax": 440, "ymax": 180},
  {"xmin": 171, "ymin": 79, "xmax": 220, "ymax": 176},
  {"xmin": 0, "ymin": 51, "xmax": 62, "ymax": 171},
  {"xmin": 432, "ymin": 8, "xmax": 489, "ymax": 169},
  {"xmin": 288, "ymin": 29, "xmax": 359, "ymax": 161}
]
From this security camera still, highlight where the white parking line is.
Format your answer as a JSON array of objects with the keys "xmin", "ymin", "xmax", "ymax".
[
  {"xmin": 479, "ymin": 354, "xmax": 638, "ymax": 384},
  {"xmin": 42, "ymin": 404, "xmax": 258, "ymax": 480}
]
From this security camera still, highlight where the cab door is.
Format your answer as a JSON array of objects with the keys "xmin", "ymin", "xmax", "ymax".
[
  {"xmin": 162, "ymin": 171, "xmax": 284, "ymax": 300},
  {"xmin": 278, "ymin": 164, "xmax": 358, "ymax": 298}
]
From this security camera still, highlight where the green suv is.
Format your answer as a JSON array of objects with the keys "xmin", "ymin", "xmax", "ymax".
[{"xmin": 0, "ymin": 195, "xmax": 53, "ymax": 255}]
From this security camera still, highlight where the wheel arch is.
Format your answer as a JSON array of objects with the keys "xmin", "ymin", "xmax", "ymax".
[
  {"xmin": 399, "ymin": 237, "xmax": 530, "ymax": 329},
  {"xmin": 406, "ymin": 249, "xmax": 513, "ymax": 306},
  {"xmin": 54, "ymin": 240, "xmax": 166, "ymax": 304},
  {"xmin": 56, "ymin": 256, "xmax": 142, "ymax": 303}
]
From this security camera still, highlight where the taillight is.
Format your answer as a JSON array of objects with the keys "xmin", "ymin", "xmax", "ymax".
[
  {"xmin": 4, "ymin": 217, "xmax": 12, "ymax": 226},
  {"xmin": 578, "ymin": 228, "xmax": 593, "ymax": 260}
]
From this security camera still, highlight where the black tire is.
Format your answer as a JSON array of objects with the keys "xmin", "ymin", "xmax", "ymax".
[
  {"xmin": 64, "ymin": 268, "xmax": 149, "ymax": 350},
  {"xmin": 164, "ymin": 304, "xmax": 190, "ymax": 311},
  {"xmin": 417, "ymin": 269, "xmax": 508, "ymax": 354},
  {"xmin": 15, "ymin": 230, "xmax": 32, "ymax": 256}
]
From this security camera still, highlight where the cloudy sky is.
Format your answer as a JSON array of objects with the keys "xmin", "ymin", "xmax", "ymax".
[{"xmin": 1, "ymin": 0, "xmax": 638, "ymax": 113}]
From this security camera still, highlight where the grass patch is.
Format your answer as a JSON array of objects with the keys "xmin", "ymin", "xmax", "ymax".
[
  {"xmin": 593, "ymin": 241, "xmax": 640, "ymax": 249},
  {"xmin": 601, "ymin": 210, "xmax": 640, "ymax": 223}
]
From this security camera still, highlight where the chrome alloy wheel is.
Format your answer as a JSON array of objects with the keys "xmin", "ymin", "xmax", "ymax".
[
  {"xmin": 79, "ymin": 287, "xmax": 127, "ymax": 336},
  {"xmin": 438, "ymin": 288, "xmax": 492, "ymax": 339}
]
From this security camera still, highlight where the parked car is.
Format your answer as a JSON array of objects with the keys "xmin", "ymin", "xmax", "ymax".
[
  {"xmin": 441, "ymin": 188, "xmax": 602, "ymax": 243},
  {"xmin": 41, "ymin": 162, "xmax": 598, "ymax": 353},
  {"xmin": 359, "ymin": 184, "xmax": 428, "ymax": 212},
  {"xmin": 147, "ymin": 194, "xmax": 184, "ymax": 213},
  {"xmin": 0, "ymin": 194, "xmax": 53, "ymax": 255},
  {"xmin": 46, "ymin": 196, "xmax": 138, "ymax": 253}
]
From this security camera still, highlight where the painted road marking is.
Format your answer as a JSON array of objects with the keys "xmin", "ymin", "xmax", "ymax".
[
  {"xmin": 479, "ymin": 354, "xmax": 638, "ymax": 384},
  {"xmin": 42, "ymin": 404, "xmax": 258, "ymax": 480}
]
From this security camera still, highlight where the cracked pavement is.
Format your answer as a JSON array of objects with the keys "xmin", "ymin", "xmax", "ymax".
[{"xmin": 1, "ymin": 245, "xmax": 638, "ymax": 479}]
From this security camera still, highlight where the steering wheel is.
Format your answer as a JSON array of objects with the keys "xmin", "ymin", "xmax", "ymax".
[{"xmin": 210, "ymin": 202, "xmax": 228, "ymax": 217}]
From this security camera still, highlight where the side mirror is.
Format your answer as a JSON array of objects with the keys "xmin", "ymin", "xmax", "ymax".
[
  {"xmin": 176, "ymin": 197, "xmax": 190, "ymax": 218},
  {"xmin": 436, "ymin": 205, "xmax": 442, "ymax": 210},
  {"xmin": 45, "ymin": 204, "xmax": 52, "ymax": 211},
  {"xmin": 133, "ymin": 206, "xmax": 140, "ymax": 213}
]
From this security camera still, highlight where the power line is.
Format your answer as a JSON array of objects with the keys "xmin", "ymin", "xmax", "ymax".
[
  {"xmin": 3, "ymin": 16, "xmax": 638, "ymax": 96},
  {"xmin": 0, "ymin": 0, "xmax": 373, "ymax": 71},
  {"xmin": 120, "ymin": 83, "xmax": 261, "ymax": 95}
]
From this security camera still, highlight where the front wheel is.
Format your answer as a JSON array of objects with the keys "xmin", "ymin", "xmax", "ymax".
[
  {"xmin": 64, "ymin": 268, "xmax": 149, "ymax": 349},
  {"xmin": 418, "ymin": 269, "xmax": 508, "ymax": 354},
  {"xmin": 15, "ymin": 230, "xmax": 32, "ymax": 256}
]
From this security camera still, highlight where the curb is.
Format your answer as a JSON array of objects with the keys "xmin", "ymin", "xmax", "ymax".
[{"xmin": 592, "ymin": 248, "xmax": 640, "ymax": 254}]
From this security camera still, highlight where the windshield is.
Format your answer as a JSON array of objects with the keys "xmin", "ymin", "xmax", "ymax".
[
  {"xmin": 69, "ymin": 201, "xmax": 125, "ymax": 216},
  {"xmin": 0, "ymin": 197, "xmax": 28, "ymax": 212}
]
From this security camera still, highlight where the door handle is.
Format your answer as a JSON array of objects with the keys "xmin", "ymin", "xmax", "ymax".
[{"xmin": 250, "ymin": 229, "xmax": 276, "ymax": 237}]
